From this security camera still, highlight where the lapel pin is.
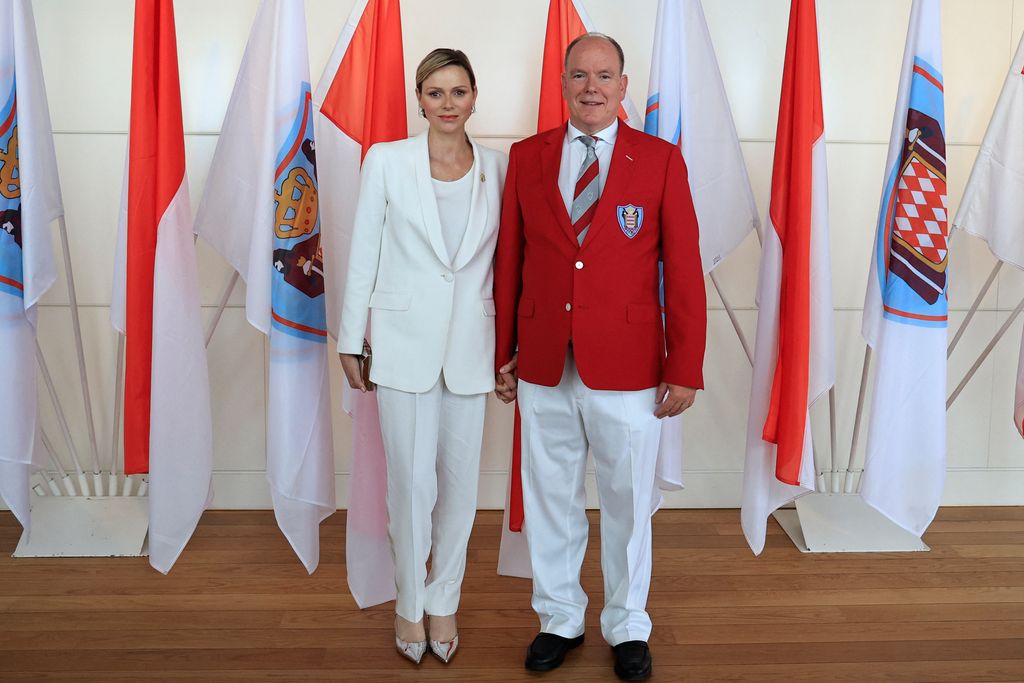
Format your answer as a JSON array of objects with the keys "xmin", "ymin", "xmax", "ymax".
[
  {"xmin": 625, "ymin": 154, "xmax": 634, "ymax": 162},
  {"xmin": 480, "ymin": 172, "xmax": 486, "ymax": 182}
]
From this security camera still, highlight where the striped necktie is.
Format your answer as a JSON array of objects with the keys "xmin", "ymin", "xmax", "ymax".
[{"xmin": 571, "ymin": 135, "xmax": 599, "ymax": 244}]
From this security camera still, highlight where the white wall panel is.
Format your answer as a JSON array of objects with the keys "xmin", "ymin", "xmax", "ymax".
[
  {"xmin": 818, "ymin": 0, "xmax": 910, "ymax": 143},
  {"xmin": 942, "ymin": 0, "xmax": 1011, "ymax": 144},
  {"xmin": 34, "ymin": 0, "xmax": 133, "ymax": 133},
  {"xmin": 5, "ymin": 0, "xmax": 1020, "ymax": 512}
]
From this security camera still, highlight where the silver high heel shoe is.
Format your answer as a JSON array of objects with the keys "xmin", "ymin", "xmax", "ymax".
[
  {"xmin": 427, "ymin": 615, "xmax": 459, "ymax": 663},
  {"xmin": 429, "ymin": 634, "xmax": 459, "ymax": 663},
  {"xmin": 394, "ymin": 617, "xmax": 427, "ymax": 664}
]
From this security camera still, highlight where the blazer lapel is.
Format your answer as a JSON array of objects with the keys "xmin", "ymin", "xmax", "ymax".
[
  {"xmin": 412, "ymin": 131, "xmax": 452, "ymax": 268},
  {"xmin": 581, "ymin": 121, "xmax": 636, "ymax": 250},
  {"xmin": 541, "ymin": 126, "xmax": 580, "ymax": 247},
  {"xmin": 451, "ymin": 138, "xmax": 487, "ymax": 271}
]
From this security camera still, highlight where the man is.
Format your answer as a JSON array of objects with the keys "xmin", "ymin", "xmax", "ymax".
[{"xmin": 494, "ymin": 33, "xmax": 706, "ymax": 681}]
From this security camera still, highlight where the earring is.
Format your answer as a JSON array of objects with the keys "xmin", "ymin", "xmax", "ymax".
[
  {"xmin": 418, "ymin": 107, "xmax": 425, "ymax": 118},
  {"xmin": 471, "ymin": 105, "xmax": 477, "ymax": 113}
]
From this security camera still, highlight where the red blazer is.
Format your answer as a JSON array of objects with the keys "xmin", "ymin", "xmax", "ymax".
[{"xmin": 494, "ymin": 123, "xmax": 706, "ymax": 391}]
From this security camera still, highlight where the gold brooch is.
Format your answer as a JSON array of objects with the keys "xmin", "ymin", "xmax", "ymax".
[{"xmin": 480, "ymin": 172, "xmax": 486, "ymax": 183}]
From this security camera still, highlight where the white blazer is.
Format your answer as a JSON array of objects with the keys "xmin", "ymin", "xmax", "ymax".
[{"xmin": 338, "ymin": 132, "xmax": 508, "ymax": 395}]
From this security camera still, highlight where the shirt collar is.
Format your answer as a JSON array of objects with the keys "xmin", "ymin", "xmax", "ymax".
[{"xmin": 567, "ymin": 118, "xmax": 619, "ymax": 145}]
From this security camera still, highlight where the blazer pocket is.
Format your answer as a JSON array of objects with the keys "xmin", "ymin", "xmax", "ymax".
[
  {"xmin": 627, "ymin": 302, "xmax": 660, "ymax": 324},
  {"xmin": 482, "ymin": 299, "xmax": 496, "ymax": 316},
  {"xmin": 518, "ymin": 297, "xmax": 535, "ymax": 318},
  {"xmin": 369, "ymin": 291, "xmax": 411, "ymax": 311}
]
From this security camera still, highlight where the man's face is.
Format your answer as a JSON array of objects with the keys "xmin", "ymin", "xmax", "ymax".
[{"xmin": 561, "ymin": 38, "xmax": 628, "ymax": 135}]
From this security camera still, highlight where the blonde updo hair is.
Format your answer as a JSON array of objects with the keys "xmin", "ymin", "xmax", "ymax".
[{"xmin": 415, "ymin": 48, "xmax": 477, "ymax": 93}]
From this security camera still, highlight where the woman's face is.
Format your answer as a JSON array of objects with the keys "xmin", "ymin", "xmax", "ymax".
[{"xmin": 418, "ymin": 65, "xmax": 476, "ymax": 135}]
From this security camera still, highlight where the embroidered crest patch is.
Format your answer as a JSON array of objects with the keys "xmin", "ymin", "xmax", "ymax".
[{"xmin": 617, "ymin": 204, "xmax": 644, "ymax": 238}]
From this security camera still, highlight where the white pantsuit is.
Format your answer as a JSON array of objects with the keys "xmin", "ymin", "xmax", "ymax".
[
  {"xmin": 338, "ymin": 132, "xmax": 508, "ymax": 621},
  {"xmin": 518, "ymin": 351, "xmax": 662, "ymax": 646},
  {"xmin": 377, "ymin": 378, "xmax": 485, "ymax": 619}
]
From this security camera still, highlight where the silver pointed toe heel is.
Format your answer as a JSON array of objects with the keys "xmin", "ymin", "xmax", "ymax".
[
  {"xmin": 394, "ymin": 616, "xmax": 427, "ymax": 664},
  {"xmin": 395, "ymin": 635, "xmax": 427, "ymax": 664},
  {"xmin": 429, "ymin": 634, "xmax": 459, "ymax": 663}
]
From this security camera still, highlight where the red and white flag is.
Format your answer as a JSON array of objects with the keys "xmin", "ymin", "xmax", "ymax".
[
  {"xmin": 740, "ymin": 0, "xmax": 834, "ymax": 555},
  {"xmin": 0, "ymin": 0, "xmax": 61, "ymax": 535},
  {"xmin": 111, "ymin": 0, "xmax": 213, "ymax": 574},
  {"xmin": 953, "ymin": 33, "xmax": 1024, "ymax": 438},
  {"xmin": 195, "ymin": 0, "xmax": 335, "ymax": 574},
  {"xmin": 312, "ymin": 0, "xmax": 406, "ymax": 607},
  {"xmin": 536, "ymin": 0, "xmax": 642, "ymax": 132}
]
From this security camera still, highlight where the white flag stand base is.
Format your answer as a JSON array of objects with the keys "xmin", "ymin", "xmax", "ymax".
[
  {"xmin": 773, "ymin": 493, "xmax": 929, "ymax": 553},
  {"xmin": 13, "ymin": 496, "xmax": 149, "ymax": 557}
]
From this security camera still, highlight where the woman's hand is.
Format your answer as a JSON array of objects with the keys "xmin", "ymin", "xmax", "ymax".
[
  {"xmin": 339, "ymin": 352, "xmax": 371, "ymax": 392},
  {"xmin": 495, "ymin": 354, "xmax": 518, "ymax": 403}
]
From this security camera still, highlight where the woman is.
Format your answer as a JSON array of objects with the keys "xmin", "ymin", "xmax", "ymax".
[{"xmin": 337, "ymin": 49, "xmax": 507, "ymax": 665}]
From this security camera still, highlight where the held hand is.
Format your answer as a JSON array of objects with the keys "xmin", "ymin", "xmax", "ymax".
[
  {"xmin": 338, "ymin": 353, "xmax": 370, "ymax": 392},
  {"xmin": 495, "ymin": 354, "xmax": 519, "ymax": 403},
  {"xmin": 654, "ymin": 383, "xmax": 696, "ymax": 419}
]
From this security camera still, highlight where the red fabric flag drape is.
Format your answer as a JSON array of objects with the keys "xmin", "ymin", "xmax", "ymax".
[
  {"xmin": 537, "ymin": 0, "xmax": 587, "ymax": 132},
  {"xmin": 319, "ymin": 0, "xmax": 407, "ymax": 160},
  {"xmin": 761, "ymin": 0, "xmax": 824, "ymax": 486},
  {"xmin": 123, "ymin": 0, "xmax": 187, "ymax": 474},
  {"xmin": 537, "ymin": 0, "xmax": 630, "ymax": 133}
]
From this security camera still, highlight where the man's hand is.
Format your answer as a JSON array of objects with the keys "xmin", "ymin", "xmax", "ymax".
[
  {"xmin": 495, "ymin": 354, "xmax": 518, "ymax": 403},
  {"xmin": 338, "ymin": 352, "xmax": 371, "ymax": 392},
  {"xmin": 654, "ymin": 383, "xmax": 696, "ymax": 418}
]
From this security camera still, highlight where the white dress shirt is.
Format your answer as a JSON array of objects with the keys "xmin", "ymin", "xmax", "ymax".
[{"xmin": 558, "ymin": 119, "xmax": 619, "ymax": 215}]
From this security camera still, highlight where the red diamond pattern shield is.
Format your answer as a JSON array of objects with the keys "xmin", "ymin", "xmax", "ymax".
[{"xmin": 893, "ymin": 156, "xmax": 948, "ymax": 265}]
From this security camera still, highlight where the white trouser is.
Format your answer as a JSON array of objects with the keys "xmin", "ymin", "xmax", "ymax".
[
  {"xmin": 376, "ymin": 374, "xmax": 486, "ymax": 621},
  {"xmin": 518, "ymin": 351, "xmax": 662, "ymax": 646}
]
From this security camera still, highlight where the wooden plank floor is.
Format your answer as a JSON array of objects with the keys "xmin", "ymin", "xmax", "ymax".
[{"xmin": 2, "ymin": 507, "xmax": 1023, "ymax": 682}]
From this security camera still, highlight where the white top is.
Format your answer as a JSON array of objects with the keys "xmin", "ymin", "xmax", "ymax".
[
  {"xmin": 559, "ymin": 119, "xmax": 619, "ymax": 214},
  {"xmin": 432, "ymin": 166, "xmax": 474, "ymax": 262}
]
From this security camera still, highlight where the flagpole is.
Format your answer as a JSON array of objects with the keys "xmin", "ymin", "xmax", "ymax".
[
  {"xmin": 40, "ymin": 429, "xmax": 75, "ymax": 496},
  {"xmin": 811, "ymin": 439, "xmax": 827, "ymax": 493},
  {"xmin": 948, "ymin": 260, "xmax": 1001, "ymax": 358},
  {"xmin": 709, "ymin": 271, "xmax": 753, "ymax": 365},
  {"xmin": 56, "ymin": 216, "xmax": 102, "ymax": 491},
  {"xmin": 947, "ymin": 294, "xmax": 1024, "ymax": 410},
  {"xmin": 109, "ymin": 333, "xmax": 125, "ymax": 496},
  {"xmin": 35, "ymin": 341, "xmax": 90, "ymax": 496},
  {"xmin": 205, "ymin": 271, "xmax": 239, "ymax": 347},
  {"xmin": 843, "ymin": 345, "xmax": 872, "ymax": 494},
  {"xmin": 828, "ymin": 386, "xmax": 839, "ymax": 493},
  {"xmin": 109, "ymin": 334, "xmax": 139, "ymax": 498}
]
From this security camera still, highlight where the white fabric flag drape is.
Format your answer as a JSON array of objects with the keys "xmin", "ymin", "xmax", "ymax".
[
  {"xmin": 645, "ymin": 0, "xmax": 758, "ymax": 275},
  {"xmin": 952, "ymin": 34, "xmax": 1024, "ymax": 439},
  {"xmin": 194, "ymin": 0, "xmax": 335, "ymax": 574},
  {"xmin": 740, "ymin": 0, "xmax": 834, "ymax": 556},
  {"xmin": 861, "ymin": 0, "xmax": 947, "ymax": 537},
  {"xmin": 0, "ymin": 0, "xmax": 61, "ymax": 535},
  {"xmin": 644, "ymin": 0, "xmax": 758, "ymax": 497}
]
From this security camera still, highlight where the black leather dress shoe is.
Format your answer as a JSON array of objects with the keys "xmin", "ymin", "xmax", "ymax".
[
  {"xmin": 524, "ymin": 632, "xmax": 585, "ymax": 671},
  {"xmin": 612, "ymin": 640, "xmax": 652, "ymax": 681}
]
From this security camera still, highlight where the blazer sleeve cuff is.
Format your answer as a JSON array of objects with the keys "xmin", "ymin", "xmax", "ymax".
[
  {"xmin": 662, "ymin": 357, "xmax": 704, "ymax": 391},
  {"xmin": 337, "ymin": 333, "xmax": 365, "ymax": 356}
]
